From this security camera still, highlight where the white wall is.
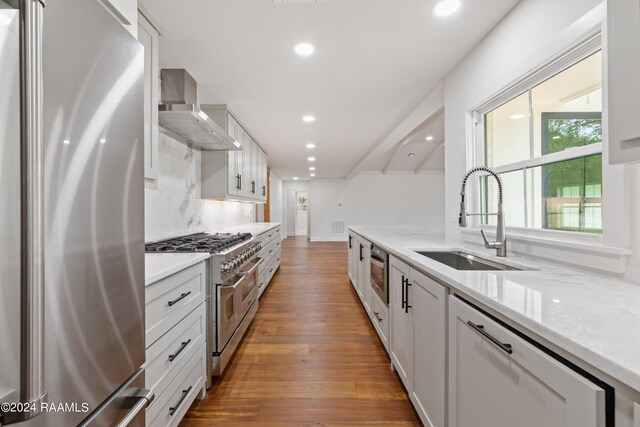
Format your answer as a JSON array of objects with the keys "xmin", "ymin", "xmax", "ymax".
[
  {"xmin": 627, "ymin": 166, "xmax": 640, "ymax": 282},
  {"xmin": 144, "ymin": 133, "xmax": 255, "ymax": 241},
  {"xmin": 309, "ymin": 171, "xmax": 445, "ymax": 241}
]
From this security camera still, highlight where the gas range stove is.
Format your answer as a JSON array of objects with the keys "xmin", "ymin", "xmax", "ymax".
[
  {"xmin": 145, "ymin": 232, "xmax": 262, "ymax": 283},
  {"xmin": 144, "ymin": 232, "xmax": 252, "ymax": 254}
]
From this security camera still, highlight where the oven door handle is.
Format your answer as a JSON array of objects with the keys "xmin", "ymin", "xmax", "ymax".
[
  {"xmin": 370, "ymin": 256, "xmax": 385, "ymax": 269},
  {"xmin": 239, "ymin": 258, "xmax": 263, "ymax": 276}
]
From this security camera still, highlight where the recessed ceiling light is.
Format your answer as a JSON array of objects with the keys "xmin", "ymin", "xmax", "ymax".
[
  {"xmin": 100, "ymin": 138, "xmax": 107, "ymax": 144},
  {"xmin": 432, "ymin": 0, "xmax": 461, "ymax": 17},
  {"xmin": 294, "ymin": 42, "xmax": 315, "ymax": 56},
  {"xmin": 307, "ymin": 156, "xmax": 316, "ymax": 162},
  {"xmin": 310, "ymin": 173, "xmax": 316, "ymax": 177},
  {"xmin": 63, "ymin": 139, "xmax": 70, "ymax": 145},
  {"xmin": 306, "ymin": 143, "xmax": 316, "ymax": 149},
  {"xmin": 309, "ymin": 166, "xmax": 316, "ymax": 171},
  {"xmin": 425, "ymin": 135, "xmax": 434, "ymax": 141},
  {"xmin": 293, "ymin": 177, "xmax": 299, "ymax": 180},
  {"xmin": 302, "ymin": 115, "xmax": 315, "ymax": 123}
]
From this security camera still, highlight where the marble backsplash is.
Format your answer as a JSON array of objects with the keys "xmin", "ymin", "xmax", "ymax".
[{"xmin": 145, "ymin": 133, "xmax": 255, "ymax": 241}]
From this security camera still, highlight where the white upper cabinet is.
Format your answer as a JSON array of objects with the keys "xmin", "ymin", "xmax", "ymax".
[
  {"xmin": 200, "ymin": 105, "xmax": 268, "ymax": 202},
  {"xmin": 98, "ymin": 0, "xmax": 138, "ymax": 36},
  {"xmin": 608, "ymin": 0, "xmax": 640, "ymax": 164},
  {"xmin": 138, "ymin": 8, "xmax": 161, "ymax": 189}
]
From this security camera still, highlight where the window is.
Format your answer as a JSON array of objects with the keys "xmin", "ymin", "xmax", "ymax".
[{"xmin": 477, "ymin": 50, "xmax": 603, "ymax": 234}]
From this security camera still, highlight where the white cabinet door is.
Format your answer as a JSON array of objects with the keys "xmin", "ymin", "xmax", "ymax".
[
  {"xmin": 227, "ymin": 114, "xmax": 240, "ymax": 196},
  {"xmin": 347, "ymin": 233, "xmax": 356, "ymax": 284},
  {"xmin": 608, "ymin": 0, "xmax": 640, "ymax": 164},
  {"xmin": 138, "ymin": 12, "xmax": 159, "ymax": 190},
  {"xmin": 362, "ymin": 241, "xmax": 371, "ymax": 315},
  {"xmin": 352, "ymin": 235, "xmax": 361, "ymax": 292},
  {"xmin": 259, "ymin": 147, "xmax": 268, "ymax": 201},
  {"xmin": 411, "ymin": 268, "xmax": 446, "ymax": 427},
  {"xmin": 449, "ymin": 296, "xmax": 605, "ymax": 427},
  {"xmin": 389, "ymin": 256, "xmax": 412, "ymax": 389}
]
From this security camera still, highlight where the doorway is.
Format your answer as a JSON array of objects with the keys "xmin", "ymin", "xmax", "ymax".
[{"xmin": 285, "ymin": 188, "xmax": 309, "ymax": 237}]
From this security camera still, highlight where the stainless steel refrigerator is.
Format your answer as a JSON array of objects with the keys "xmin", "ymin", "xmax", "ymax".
[{"xmin": 0, "ymin": 0, "xmax": 150, "ymax": 426}]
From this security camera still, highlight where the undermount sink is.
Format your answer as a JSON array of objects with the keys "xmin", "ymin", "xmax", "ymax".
[{"xmin": 415, "ymin": 251, "xmax": 525, "ymax": 271}]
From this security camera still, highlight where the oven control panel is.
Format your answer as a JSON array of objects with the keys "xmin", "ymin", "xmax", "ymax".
[{"xmin": 221, "ymin": 244, "xmax": 262, "ymax": 274}]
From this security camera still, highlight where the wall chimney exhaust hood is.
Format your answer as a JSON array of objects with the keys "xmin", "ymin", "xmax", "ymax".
[{"xmin": 158, "ymin": 69, "xmax": 238, "ymax": 151}]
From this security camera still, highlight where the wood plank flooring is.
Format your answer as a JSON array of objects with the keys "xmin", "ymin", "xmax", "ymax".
[{"xmin": 180, "ymin": 237, "xmax": 421, "ymax": 426}]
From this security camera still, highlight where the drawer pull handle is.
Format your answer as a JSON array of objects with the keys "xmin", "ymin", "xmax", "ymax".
[
  {"xmin": 168, "ymin": 291, "xmax": 191, "ymax": 307},
  {"xmin": 467, "ymin": 321, "xmax": 513, "ymax": 354},
  {"xmin": 168, "ymin": 386, "xmax": 192, "ymax": 416},
  {"xmin": 168, "ymin": 339, "xmax": 192, "ymax": 362},
  {"xmin": 373, "ymin": 311, "xmax": 383, "ymax": 323}
]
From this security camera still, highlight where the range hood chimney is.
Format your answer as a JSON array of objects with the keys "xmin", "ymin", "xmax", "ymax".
[{"xmin": 158, "ymin": 69, "xmax": 237, "ymax": 151}]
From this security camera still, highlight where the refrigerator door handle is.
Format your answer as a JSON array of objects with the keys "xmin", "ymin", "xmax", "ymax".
[
  {"xmin": 114, "ymin": 389, "xmax": 154, "ymax": 427},
  {"xmin": 1, "ymin": 0, "xmax": 49, "ymax": 425}
]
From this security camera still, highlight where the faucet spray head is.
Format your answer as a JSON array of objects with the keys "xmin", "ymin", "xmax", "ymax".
[{"xmin": 458, "ymin": 194, "xmax": 467, "ymax": 227}]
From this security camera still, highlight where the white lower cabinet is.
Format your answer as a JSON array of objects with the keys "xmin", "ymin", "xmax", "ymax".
[
  {"xmin": 410, "ymin": 268, "xmax": 447, "ymax": 427},
  {"xmin": 359, "ymin": 239, "xmax": 371, "ymax": 315},
  {"xmin": 256, "ymin": 225, "xmax": 282, "ymax": 297},
  {"xmin": 145, "ymin": 262, "xmax": 207, "ymax": 426},
  {"xmin": 448, "ymin": 296, "xmax": 606, "ymax": 427},
  {"xmin": 390, "ymin": 256, "xmax": 446, "ymax": 427},
  {"xmin": 145, "ymin": 344, "xmax": 206, "ymax": 427},
  {"xmin": 390, "ymin": 257, "xmax": 413, "ymax": 388},
  {"xmin": 370, "ymin": 291, "xmax": 389, "ymax": 352},
  {"xmin": 347, "ymin": 232, "xmax": 355, "ymax": 284},
  {"xmin": 634, "ymin": 403, "xmax": 640, "ymax": 427}
]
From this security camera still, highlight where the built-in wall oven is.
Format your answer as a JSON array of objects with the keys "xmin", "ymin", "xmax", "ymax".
[{"xmin": 370, "ymin": 245, "xmax": 389, "ymax": 305}]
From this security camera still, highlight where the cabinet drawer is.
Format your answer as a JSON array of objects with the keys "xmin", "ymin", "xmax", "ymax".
[
  {"xmin": 371, "ymin": 292, "xmax": 389, "ymax": 351},
  {"xmin": 146, "ymin": 343, "xmax": 206, "ymax": 427},
  {"xmin": 449, "ymin": 296, "xmax": 606, "ymax": 427},
  {"xmin": 145, "ymin": 262, "xmax": 206, "ymax": 347},
  {"xmin": 260, "ymin": 239, "xmax": 278, "ymax": 261},
  {"xmin": 146, "ymin": 302, "xmax": 205, "ymax": 397}
]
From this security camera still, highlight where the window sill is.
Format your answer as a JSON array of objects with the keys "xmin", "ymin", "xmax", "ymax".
[{"xmin": 461, "ymin": 227, "xmax": 633, "ymax": 274}]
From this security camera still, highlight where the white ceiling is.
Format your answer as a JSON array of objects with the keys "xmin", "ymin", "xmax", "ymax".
[{"xmin": 144, "ymin": 0, "xmax": 520, "ymax": 179}]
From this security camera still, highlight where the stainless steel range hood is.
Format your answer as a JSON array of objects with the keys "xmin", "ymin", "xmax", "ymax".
[{"xmin": 158, "ymin": 69, "xmax": 238, "ymax": 151}]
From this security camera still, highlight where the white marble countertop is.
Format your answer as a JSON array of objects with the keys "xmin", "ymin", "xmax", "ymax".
[
  {"xmin": 145, "ymin": 253, "xmax": 209, "ymax": 286},
  {"xmin": 350, "ymin": 225, "xmax": 640, "ymax": 392},
  {"xmin": 218, "ymin": 222, "xmax": 280, "ymax": 236}
]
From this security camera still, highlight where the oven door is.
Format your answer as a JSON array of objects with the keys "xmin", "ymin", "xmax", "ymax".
[
  {"xmin": 370, "ymin": 251, "xmax": 388, "ymax": 305},
  {"xmin": 236, "ymin": 258, "xmax": 262, "ymax": 319},
  {"xmin": 217, "ymin": 275, "xmax": 243, "ymax": 351}
]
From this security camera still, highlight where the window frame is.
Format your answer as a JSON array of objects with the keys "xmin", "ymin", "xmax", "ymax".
[{"xmin": 471, "ymin": 34, "xmax": 603, "ymax": 235}]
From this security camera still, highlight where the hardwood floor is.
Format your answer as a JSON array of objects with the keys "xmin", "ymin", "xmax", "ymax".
[{"xmin": 180, "ymin": 237, "xmax": 421, "ymax": 426}]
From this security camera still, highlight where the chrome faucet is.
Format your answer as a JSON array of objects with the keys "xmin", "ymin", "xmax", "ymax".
[{"xmin": 459, "ymin": 166, "xmax": 507, "ymax": 257}]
